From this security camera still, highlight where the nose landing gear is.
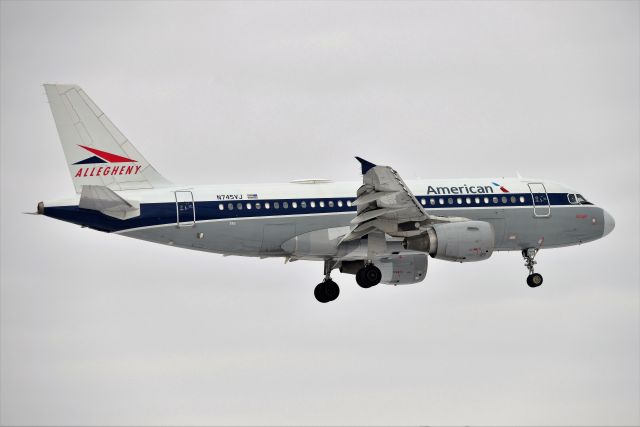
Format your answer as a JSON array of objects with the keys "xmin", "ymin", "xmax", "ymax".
[{"xmin": 523, "ymin": 248, "xmax": 543, "ymax": 288}]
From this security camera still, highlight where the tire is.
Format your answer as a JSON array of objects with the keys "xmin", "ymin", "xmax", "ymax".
[
  {"xmin": 356, "ymin": 268, "xmax": 370, "ymax": 288},
  {"xmin": 324, "ymin": 280, "xmax": 340, "ymax": 301},
  {"xmin": 363, "ymin": 265, "xmax": 382, "ymax": 287},
  {"xmin": 527, "ymin": 273, "xmax": 543, "ymax": 288},
  {"xmin": 314, "ymin": 281, "xmax": 340, "ymax": 303},
  {"xmin": 314, "ymin": 283, "xmax": 329, "ymax": 303}
]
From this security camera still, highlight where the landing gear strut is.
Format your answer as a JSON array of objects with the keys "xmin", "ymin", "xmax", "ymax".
[
  {"xmin": 314, "ymin": 260, "xmax": 340, "ymax": 303},
  {"xmin": 355, "ymin": 263, "xmax": 382, "ymax": 289},
  {"xmin": 522, "ymin": 248, "xmax": 543, "ymax": 288}
]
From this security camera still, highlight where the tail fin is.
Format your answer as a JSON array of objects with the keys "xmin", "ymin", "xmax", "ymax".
[{"xmin": 44, "ymin": 84, "xmax": 170, "ymax": 193}]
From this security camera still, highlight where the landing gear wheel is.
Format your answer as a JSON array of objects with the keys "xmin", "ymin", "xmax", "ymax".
[
  {"xmin": 522, "ymin": 248, "xmax": 543, "ymax": 288},
  {"xmin": 356, "ymin": 268, "xmax": 369, "ymax": 288},
  {"xmin": 526, "ymin": 273, "xmax": 543, "ymax": 288},
  {"xmin": 314, "ymin": 280, "xmax": 340, "ymax": 303},
  {"xmin": 356, "ymin": 264, "xmax": 382, "ymax": 288},
  {"xmin": 364, "ymin": 265, "xmax": 382, "ymax": 286}
]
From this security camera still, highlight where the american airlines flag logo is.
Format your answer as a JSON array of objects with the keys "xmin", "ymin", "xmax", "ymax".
[{"xmin": 491, "ymin": 182, "xmax": 510, "ymax": 193}]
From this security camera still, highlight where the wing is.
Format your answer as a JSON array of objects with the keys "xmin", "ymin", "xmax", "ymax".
[{"xmin": 341, "ymin": 157, "xmax": 464, "ymax": 243}]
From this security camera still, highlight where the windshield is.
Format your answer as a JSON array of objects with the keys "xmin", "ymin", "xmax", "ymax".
[{"xmin": 576, "ymin": 194, "xmax": 593, "ymax": 205}]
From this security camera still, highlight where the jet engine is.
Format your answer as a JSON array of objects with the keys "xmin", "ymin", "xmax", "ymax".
[
  {"xmin": 403, "ymin": 221, "xmax": 495, "ymax": 262},
  {"xmin": 340, "ymin": 254, "xmax": 428, "ymax": 285}
]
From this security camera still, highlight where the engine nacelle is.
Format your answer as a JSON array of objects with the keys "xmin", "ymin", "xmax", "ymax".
[
  {"xmin": 340, "ymin": 254, "xmax": 428, "ymax": 285},
  {"xmin": 403, "ymin": 221, "xmax": 495, "ymax": 262}
]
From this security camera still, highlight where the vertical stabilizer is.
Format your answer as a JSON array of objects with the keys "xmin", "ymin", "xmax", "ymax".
[{"xmin": 44, "ymin": 84, "xmax": 170, "ymax": 193}]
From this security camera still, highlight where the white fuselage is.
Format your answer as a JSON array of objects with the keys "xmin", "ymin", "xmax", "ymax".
[{"xmin": 41, "ymin": 177, "xmax": 613, "ymax": 260}]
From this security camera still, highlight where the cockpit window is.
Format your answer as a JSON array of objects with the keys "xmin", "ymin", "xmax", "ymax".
[
  {"xmin": 576, "ymin": 194, "xmax": 592, "ymax": 205},
  {"xmin": 568, "ymin": 194, "xmax": 577, "ymax": 204}
]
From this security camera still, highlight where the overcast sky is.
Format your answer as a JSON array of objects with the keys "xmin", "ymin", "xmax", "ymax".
[{"xmin": 1, "ymin": 1, "xmax": 638, "ymax": 425}]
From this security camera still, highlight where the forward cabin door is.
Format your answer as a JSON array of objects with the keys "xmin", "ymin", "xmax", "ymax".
[
  {"xmin": 528, "ymin": 183, "xmax": 551, "ymax": 217},
  {"xmin": 175, "ymin": 190, "xmax": 195, "ymax": 227}
]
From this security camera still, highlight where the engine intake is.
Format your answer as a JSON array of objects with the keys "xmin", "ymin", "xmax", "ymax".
[{"xmin": 403, "ymin": 221, "xmax": 495, "ymax": 262}]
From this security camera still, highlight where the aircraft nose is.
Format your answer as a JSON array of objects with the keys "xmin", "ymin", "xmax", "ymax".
[{"xmin": 603, "ymin": 210, "xmax": 615, "ymax": 237}]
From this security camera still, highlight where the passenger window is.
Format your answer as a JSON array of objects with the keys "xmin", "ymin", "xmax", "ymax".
[
  {"xmin": 519, "ymin": 196, "xmax": 525, "ymax": 203},
  {"xmin": 474, "ymin": 197, "xmax": 480, "ymax": 204},
  {"xmin": 430, "ymin": 198, "xmax": 436, "ymax": 206},
  {"xmin": 484, "ymin": 197, "xmax": 489, "ymax": 204},
  {"xmin": 439, "ymin": 198, "xmax": 444, "ymax": 205},
  {"xmin": 328, "ymin": 201, "xmax": 334, "ymax": 208},
  {"xmin": 301, "ymin": 201, "xmax": 307, "ymax": 208},
  {"xmin": 246, "ymin": 203, "xmax": 252, "ymax": 210},
  {"xmin": 310, "ymin": 201, "xmax": 316, "ymax": 208},
  {"xmin": 466, "ymin": 197, "xmax": 471, "ymax": 204},
  {"xmin": 448, "ymin": 198, "xmax": 453, "ymax": 205},
  {"xmin": 237, "ymin": 202, "xmax": 243, "ymax": 210},
  {"xmin": 283, "ymin": 202, "xmax": 289, "ymax": 209},
  {"xmin": 274, "ymin": 202, "xmax": 280, "ymax": 209},
  {"xmin": 492, "ymin": 197, "xmax": 498, "ymax": 204},
  {"xmin": 292, "ymin": 201, "xmax": 298, "ymax": 208},
  {"xmin": 319, "ymin": 201, "xmax": 325, "ymax": 208},
  {"xmin": 228, "ymin": 203, "xmax": 234, "ymax": 210},
  {"xmin": 255, "ymin": 202, "xmax": 261, "ymax": 210},
  {"xmin": 456, "ymin": 198, "xmax": 462, "ymax": 205},
  {"xmin": 347, "ymin": 200, "xmax": 352, "ymax": 207},
  {"xmin": 510, "ymin": 196, "xmax": 516, "ymax": 203},
  {"xmin": 265, "ymin": 202, "xmax": 270, "ymax": 209},
  {"xmin": 218, "ymin": 204, "xmax": 224, "ymax": 210},
  {"xmin": 501, "ymin": 196, "xmax": 507, "ymax": 204},
  {"xmin": 337, "ymin": 200, "xmax": 343, "ymax": 207},
  {"xmin": 420, "ymin": 198, "xmax": 426, "ymax": 206}
]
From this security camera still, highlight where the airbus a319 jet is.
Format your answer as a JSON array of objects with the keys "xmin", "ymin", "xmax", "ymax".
[{"xmin": 36, "ymin": 84, "xmax": 615, "ymax": 303}]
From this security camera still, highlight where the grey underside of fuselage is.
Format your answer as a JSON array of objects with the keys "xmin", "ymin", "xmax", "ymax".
[{"xmin": 120, "ymin": 206, "xmax": 605, "ymax": 259}]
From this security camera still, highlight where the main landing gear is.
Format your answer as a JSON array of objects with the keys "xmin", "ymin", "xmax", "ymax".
[
  {"xmin": 314, "ymin": 260, "xmax": 340, "ymax": 303},
  {"xmin": 522, "ymin": 248, "xmax": 543, "ymax": 288},
  {"xmin": 314, "ymin": 261, "xmax": 383, "ymax": 303},
  {"xmin": 355, "ymin": 263, "xmax": 382, "ymax": 289}
]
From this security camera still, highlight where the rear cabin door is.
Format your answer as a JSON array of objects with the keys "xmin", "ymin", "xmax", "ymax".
[
  {"xmin": 528, "ymin": 183, "xmax": 551, "ymax": 217},
  {"xmin": 175, "ymin": 190, "xmax": 195, "ymax": 227}
]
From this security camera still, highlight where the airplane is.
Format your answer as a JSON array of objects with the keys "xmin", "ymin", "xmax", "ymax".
[{"xmin": 35, "ymin": 84, "xmax": 615, "ymax": 303}]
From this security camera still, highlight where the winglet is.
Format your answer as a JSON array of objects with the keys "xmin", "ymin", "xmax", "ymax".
[{"xmin": 355, "ymin": 157, "xmax": 377, "ymax": 174}]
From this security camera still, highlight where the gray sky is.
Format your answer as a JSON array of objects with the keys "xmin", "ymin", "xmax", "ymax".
[{"xmin": 1, "ymin": 1, "xmax": 638, "ymax": 425}]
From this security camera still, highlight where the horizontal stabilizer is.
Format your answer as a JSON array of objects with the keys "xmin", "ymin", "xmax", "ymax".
[{"xmin": 79, "ymin": 185, "xmax": 140, "ymax": 220}]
